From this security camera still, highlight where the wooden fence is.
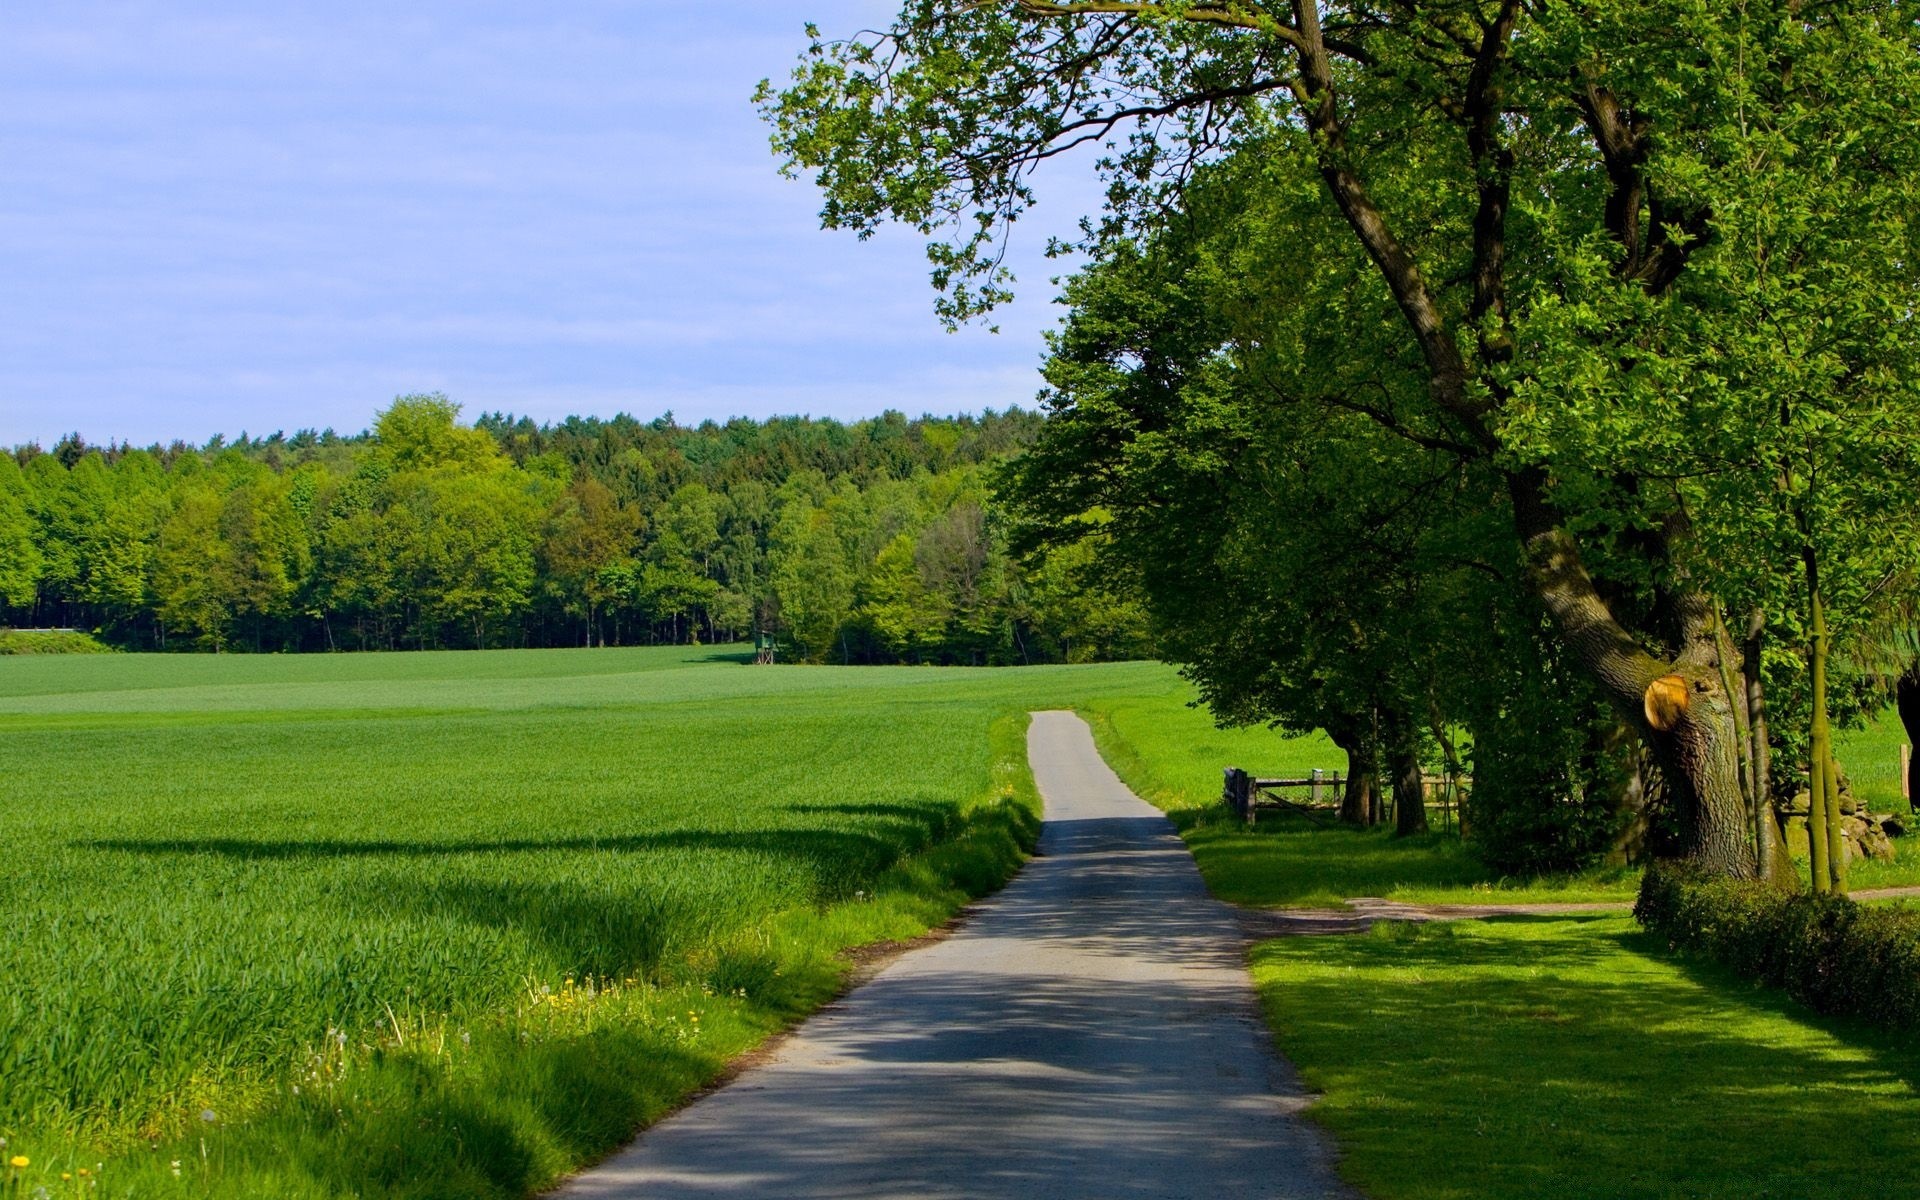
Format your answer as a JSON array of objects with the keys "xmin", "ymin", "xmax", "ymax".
[{"xmin": 1224, "ymin": 766, "xmax": 1469, "ymax": 830}]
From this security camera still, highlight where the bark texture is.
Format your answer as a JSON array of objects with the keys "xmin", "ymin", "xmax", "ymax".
[
  {"xmin": 1333, "ymin": 729, "xmax": 1378, "ymax": 827},
  {"xmin": 1512, "ymin": 471, "xmax": 1758, "ymax": 878}
]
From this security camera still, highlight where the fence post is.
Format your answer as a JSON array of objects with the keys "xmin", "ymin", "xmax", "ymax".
[
  {"xmin": 1223, "ymin": 768, "xmax": 1253, "ymax": 824},
  {"xmin": 1310, "ymin": 768, "xmax": 1323, "ymax": 805}
]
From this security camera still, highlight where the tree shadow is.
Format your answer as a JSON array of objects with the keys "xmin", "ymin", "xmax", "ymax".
[
  {"xmin": 1259, "ymin": 920, "xmax": 1920, "ymax": 1199},
  {"xmin": 78, "ymin": 826, "xmax": 905, "ymax": 864}
]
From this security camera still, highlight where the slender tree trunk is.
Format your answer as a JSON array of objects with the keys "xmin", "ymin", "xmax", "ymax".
[
  {"xmin": 1741, "ymin": 611, "xmax": 1792, "ymax": 883},
  {"xmin": 1511, "ymin": 470, "xmax": 1756, "ymax": 878},
  {"xmin": 1743, "ymin": 611, "xmax": 1774, "ymax": 809},
  {"xmin": 1808, "ymin": 575, "xmax": 1847, "ymax": 893},
  {"xmin": 1807, "ymin": 574, "xmax": 1833, "ymax": 893}
]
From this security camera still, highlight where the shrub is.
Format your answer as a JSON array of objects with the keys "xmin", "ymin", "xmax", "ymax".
[
  {"xmin": 1635, "ymin": 863, "xmax": 1920, "ymax": 1028},
  {"xmin": 1461, "ymin": 639, "xmax": 1629, "ymax": 876},
  {"xmin": 0, "ymin": 629, "xmax": 114, "ymax": 654}
]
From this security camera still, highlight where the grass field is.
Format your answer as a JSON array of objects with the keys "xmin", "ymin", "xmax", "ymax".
[
  {"xmin": 1079, "ymin": 699, "xmax": 1644, "ymax": 905},
  {"xmin": 0, "ymin": 646, "xmax": 1193, "ymax": 1198},
  {"xmin": 7, "ymin": 646, "xmax": 1917, "ymax": 1197},
  {"xmin": 1252, "ymin": 917, "xmax": 1920, "ymax": 1200},
  {"xmin": 1083, "ymin": 695, "xmax": 1920, "ymax": 904}
]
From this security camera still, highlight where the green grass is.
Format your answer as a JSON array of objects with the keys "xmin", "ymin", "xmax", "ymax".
[
  {"xmin": 1795, "ymin": 709, "xmax": 1919, "ymax": 891},
  {"xmin": 1080, "ymin": 698, "xmax": 1641, "ymax": 907},
  {"xmin": 1837, "ymin": 707, "xmax": 1911, "ymax": 814},
  {"xmin": 1252, "ymin": 917, "xmax": 1920, "ymax": 1200},
  {"xmin": 1082, "ymin": 694, "xmax": 1920, "ymax": 905},
  {"xmin": 0, "ymin": 645, "xmax": 1181, "ymax": 1198}
]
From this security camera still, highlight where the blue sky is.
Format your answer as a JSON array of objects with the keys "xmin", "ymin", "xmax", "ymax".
[{"xmin": 0, "ymin": 2, "xmax": 1098, "ymax": 448}]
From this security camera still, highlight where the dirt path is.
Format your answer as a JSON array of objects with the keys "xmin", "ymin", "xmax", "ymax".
[{"xmin": 554, "ymin": 711, "xmax": 1354, "ymax": 1199}]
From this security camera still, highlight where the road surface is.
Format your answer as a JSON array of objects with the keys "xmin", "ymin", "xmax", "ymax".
[{"xmin": 556, "ymin": 709, "xmax": 1352, "ymax": 1199}]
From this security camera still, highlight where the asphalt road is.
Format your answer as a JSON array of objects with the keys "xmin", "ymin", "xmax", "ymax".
[{"xmin": 556, "ymin": 710, "xmax": 1353, "ymax": 1199}]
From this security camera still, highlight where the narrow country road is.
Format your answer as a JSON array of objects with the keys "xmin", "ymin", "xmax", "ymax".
[{"xmin": 557, "ymin": 710, "xmax": 1352, "ymax": 1200}]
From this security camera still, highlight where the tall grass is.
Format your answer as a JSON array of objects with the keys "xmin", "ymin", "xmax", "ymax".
[{"xmin": 0, "ymin": 646, "xmax": 1177, "ymax": 1196}]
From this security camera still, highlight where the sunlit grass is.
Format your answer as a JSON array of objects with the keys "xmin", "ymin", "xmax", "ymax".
[
  {"xmin": 1081, "ymin": 699, "xmax": 1640, "ymax": 906},
  {"xmin": 0, "ymin": 645, "xmax": 1177, "ymax": 1197},
  {"xmin": 1253, "ymin": 917, "xmax": 1920, "ymax": 1200}
]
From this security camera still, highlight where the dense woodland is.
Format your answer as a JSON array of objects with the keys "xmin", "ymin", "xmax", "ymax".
[{"xmin": 0, "ymin": 397, "xmax": 1150, "ymax": 663}]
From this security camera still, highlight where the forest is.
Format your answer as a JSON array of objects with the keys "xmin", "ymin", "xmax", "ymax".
[{"xmin": 0, "ymin": 396, "xmax": 1149, "ymax": 663}]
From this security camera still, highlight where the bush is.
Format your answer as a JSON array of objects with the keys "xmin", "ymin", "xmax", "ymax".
[
  {"xmin": 0, "ymin": 628, "xmax": 115, "ymax": 654},
  {"xmin": 1460, "ymin": 634, "xmax": 1629, "ymax": 875},
  {"xmin": 1635, "ymin": 864, "xmax": 1920, "ymax": 1028}
]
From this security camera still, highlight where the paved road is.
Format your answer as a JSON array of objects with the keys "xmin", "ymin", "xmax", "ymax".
[{"xmin": 557, "ymin": 710, "xmax": 1352, "ymax": 1200}]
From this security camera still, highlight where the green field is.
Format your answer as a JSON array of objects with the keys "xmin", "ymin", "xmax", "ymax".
[
  {"xmin": 6, "ymin": 646, "xmax": 1916, "ymax": 1197},
  {"xmin": 1253, "ymin": 918, "xmax": 1920, "ymax": 1200},
  {"xmin": 1084, "ymin": 695, "xmax": 1920, "ymax": 904},
  {"xmin": 0, "ymin": 646, "xmax": 1198, "ymax": 1198}
]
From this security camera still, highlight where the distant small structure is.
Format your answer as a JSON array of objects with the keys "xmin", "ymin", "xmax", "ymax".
[{"xmin": 754, "ymin": 632, "xmax": 776, "ymax": 666}]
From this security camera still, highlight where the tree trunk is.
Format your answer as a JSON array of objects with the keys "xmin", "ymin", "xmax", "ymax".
[
  {"xmin": 1808, "ymin": 577, "xmax": 1847, "ymax": 893},
  {"xmin": 1383, "ymin": 710, "xmax": 1428, "ymax": 836},
  {"xmin": 1331, "ymin": 727, "xmax": 1377, "ymax": 827},
  {"xmin": 1741, "ymin": 611, "xmax": 1795, "ymax": 884},
  {"xmin": 1511, "ymin": 470, "xmax": 1758, "ymax": 878},
  {"xmin": 1898, "ymin": 665, "xmax": 1920, "ymax": 813}
]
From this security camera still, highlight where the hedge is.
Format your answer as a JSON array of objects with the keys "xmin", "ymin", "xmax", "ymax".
[
  {"xmin": 0, "ymin": 629, "xmax": 115, "ymax": 654},
  {"xmin": 1635, "ymin": 863, "xmax": 1920, "ymax": 1028}
]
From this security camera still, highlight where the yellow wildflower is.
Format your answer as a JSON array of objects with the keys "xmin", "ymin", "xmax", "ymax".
[{"xmin": 9, "ymin": 1155, "xmax": 28, "ymax": 1168}]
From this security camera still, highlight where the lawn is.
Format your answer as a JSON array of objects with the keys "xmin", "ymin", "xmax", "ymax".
[
  {"xmin": 1080, "ymin": 698, "xmax": 1642, "ymax": 906},
  {"xmin": 1084, "ymin": 693, "xmax": 1920, "ymax": 905},
  {"xmin": 1253, "ymin": 917, "xmax": 1920, "ymax": 1200},
  {"xmin": 0, "ymin": 646, "xmax": 1179, "ymax": 1198}
]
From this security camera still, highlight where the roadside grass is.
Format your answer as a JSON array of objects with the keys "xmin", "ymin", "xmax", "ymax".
[
  {"xmin": 1252, "ymin": 916, "xmax": 1920, "ymax": 1200},
  {"xmin": 1083, "ymin": 690, "xmax": 1919, "ymax": 906},
  {"xmin": 1079, "ymin": 697, "xmax": 1640, "ymax": 907},
  {"xmin": 0, "ymin": 646, "xmax": 1170, "ymax": 1198}
]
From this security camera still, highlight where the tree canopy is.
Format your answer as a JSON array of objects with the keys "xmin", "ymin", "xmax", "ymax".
[
  {"xmin": 2, "ymin": 400, "xmax": 1151, "ymax": 664},
  {"xmin": 764, "ymin": 0, "xmax": 1920, "ymax": 879}
]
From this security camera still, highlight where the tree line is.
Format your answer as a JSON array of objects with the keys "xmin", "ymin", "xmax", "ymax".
[
  {"xmin": 0, "ymin": 397, "xmax": 1150, "ymax": 663},
  {"xmin": 765, "ymin": 0, "xmax": 1920, "ymax": 880}
]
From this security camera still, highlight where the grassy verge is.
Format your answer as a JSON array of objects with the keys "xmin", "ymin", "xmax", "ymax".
[
  {"xmin": 1078, "ymin": 697, "xmax": 1639, "ymax": 907},
  {"xmin": 1252, "ymin": 917, "xmax": 1920, "ymax": 1200},
  {"xmin": 0, "ymin": 647, "xmax": 1150, "ymax": 1197}
]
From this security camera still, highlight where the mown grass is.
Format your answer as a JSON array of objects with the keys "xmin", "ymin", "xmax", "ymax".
[
  {"xmin": 1252, "ymin": 917, "xmax": 1920, "ymax": 1200},
  {"xmin": 1080, "ymin": 698, "xmax": 1641, "ymax": 906},
  {"xmin": 0, "ymin": 646, "xmax": 1176, "ymax": 1198},
  {"xmin": 1085, "ymin": 690, "xmax": 1920, "ymax": 905}
]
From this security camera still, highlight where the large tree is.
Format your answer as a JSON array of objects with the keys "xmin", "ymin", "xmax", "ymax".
[{"xmin": 762, "ymin": 0, "xmax": 1920, "ymax": 879}]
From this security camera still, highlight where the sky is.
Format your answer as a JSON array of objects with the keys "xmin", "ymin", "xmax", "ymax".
[{"xmin": 0, "ymin": 2, "xmax": 1102, "ymax": 448}]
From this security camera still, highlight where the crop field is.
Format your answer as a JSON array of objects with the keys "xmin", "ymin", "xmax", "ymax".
[
  {"xmin": 0, "ymin": 646, "xmax": 1192, "ymax": 1198},
  {"xmin": 5, "ymin": 647, "xmax": 1912, "ymax": 1197}
]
